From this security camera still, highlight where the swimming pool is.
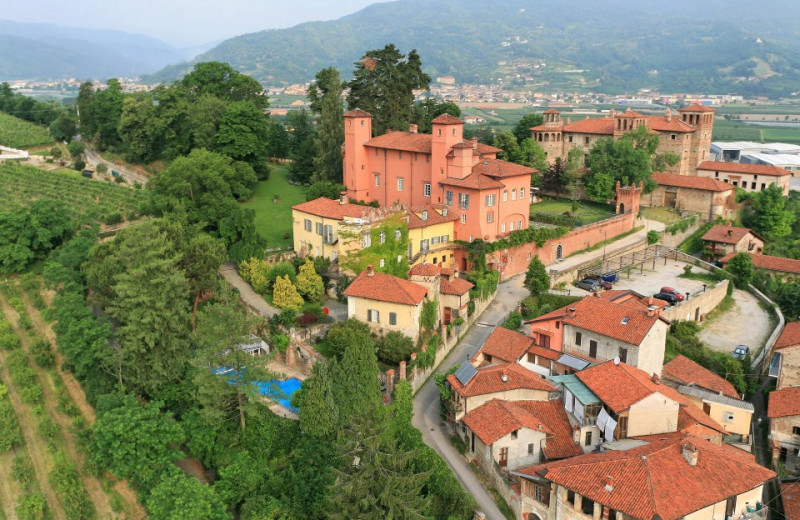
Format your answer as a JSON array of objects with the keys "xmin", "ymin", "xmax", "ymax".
[{"xmin": 254, "ymin": 377, "xmax": 302, "ymax": 413}]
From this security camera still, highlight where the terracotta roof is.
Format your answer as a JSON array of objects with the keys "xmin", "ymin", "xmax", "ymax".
[
  {"xmin": 529, "ymin": 293, "xmax": 665, "ymax": 346},
  {"xmin": 439, "ymin": 173, "xmax": 505, "ymax": 190},
  {"xmin": 782, "ymin": 481, "xmax": 800, "ymax": 520},
  {"xmin": 644, "ymin": 116, "xmax": 695, "ymax": 133},
  {"xmin": 475, "ymin": 327, "xmax": 535, "ymax": 364},
  {"xmin": 679, "ymin": 104, "xmax": 716, "ymax": 112},
  {"xmin": 431, "ymin": 113, "xmax": 464, "ymax": 125},
  {"xmin": 530, "ymin": 123, "xmax": 565, "ymax": 132},
  {"xmin": 543, "ymin": 109, "xmax": 560, "ymax": 114},
  {"xmin": 768, "ymin": 387, "xmax": 800, "ymax": 418},
  {"xmin": 720, "ymin": 252, "xmax": 800, "ymax": 276},
  {"xmin": 408, "ymin": 263, "xmax": 440, "ymax": 277},
  {"xmin": 617, "ymin": 109, "xmax": 646, "ymax": 118},
  {"xmin": 516, "ymin": 435, "xmax": 774, "ymax": 520},
  {"xmin": 476, "ymin": 142, "xmax": 503, "ymax": 154},
  {"xmin": 534, "ymin": 113, "xmax": 694, "ymax": 136},
  {"xmin": 775, "ymin": 322, "xmax": 800, "ymax": 351},
  {"xmin": 440, "ymin": 277, "xmax": 473, "ymax": 295},
  {"xmin": 344, "ymin": 108, "xmax": 372, "ymax": 118},
  {"xmin": 701, "ymin": 224, "xmax": 758, "ymax": 245},
  {"xmin": 292, "ymin": 197, "xmax": 367, "ymax": 220},
  {"xmin": 662, "ymin": 355, "xmax": 739, "ymax": 398},
  {"xmin": 406, "ymin": 205, "xmax": 458, "ymax": 230},
  {"xmin": 516, "ymin": 400, "xmax": 583, "ymax": 459},
  {"xmin": 577, "ymin": 360, "xmax": 665, "ymax": 413},
  {"xmin": 698, "ymin": 160, "xmax": 791, "ymax": 177},
  {"xmin": 562, "ymin": 117, "xmax": 616, "ymax": 135},
  {"xmin": 343, "ymin": 270, "xmax": 427, "ymax": 306},
  {"xmin": 447, "ymin": 362, "xmax": 555, "ymax": 398},
  {"xmin": 462, "ymin": 399, "xmax": 553, "ymax": 445},
  {"xmin": 365, "ymin": 131, "xmax": 433, "ymax": 153},
  {"xmin": 678, "ymin": 408, "xmax": 725, "ymax": 438},
  {"xmin": 472, "ymin": 158, "xmax": 536, "ymax": 178},
  {"xmin": 668, "ymin": 388, "xmax": 727, "ymax": 433},
  {"xmin": 527, "ymin": 344, "xmax": 562, "ymax": 361},
  {"xmin": 651, "ymin": 172, "xmax": 735, "ymax": 192}
]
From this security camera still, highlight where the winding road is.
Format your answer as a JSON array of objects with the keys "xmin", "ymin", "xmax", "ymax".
[{"xmin": 82, "ymin": 144, "xmax": 149, "ymax": 185}]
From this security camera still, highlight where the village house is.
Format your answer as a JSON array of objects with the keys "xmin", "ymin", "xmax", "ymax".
[
  {"xmin": 720, "ymin": 252, "xmax": 800, "ymax": 281},
  {"xmin": 513, "ymin": 434, "xmax": 775, "ymax": 520},
  {"xmin": 530, "ymin": 105, "xmax": 714, "ymax": 175},
  {"xmin": 527, "ymin": 291, "xmax": 670, "ymax": 377},
  {"xmin": 343, "ymin": 110, "xmax": 534, "ymax": 257},
  {"xmin": 768, "ymin": 386, "xmax": 800, "ymax": 474},
  {"xmin": 701, "ymin": 224, "xmax": 765, "ymax": 262},
  {"xmin": 446, "ymin": 362, "xmax": 555, "ymax": 422},
  {"xmin": 646, "ymin": 172, "xmax": 736, "ymax": 221},
  {"xmin": 461, "ymin": 398, "xmax": 582, "ymax": 475},
  {"xmin": 661, "ymin": 355, "xmax": 753, "ymax": 442},
  {"xmin": 696, "ymin": 161, "xmax": 792, "ymax": 196},
  {"xmin": 342, "ymin": 265, "xmax": 428, "ymax": 342},
  {"xmin": 770, "ymin": 322, "xmax": 800, "ymax": 390},
  {"xmin": 407, "ymin": 262, "xmax": 474, "ymax": 326},
  {"xmin": 781, "ymin": 481, "xmax": 800, "ymax": 520},
  {"xmin": 406, "ymin": 204, "xmax": 459, "ymax": 267}
]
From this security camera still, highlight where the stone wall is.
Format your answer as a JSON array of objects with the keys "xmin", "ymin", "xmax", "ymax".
[
  {"xmin": 658, "ymin": 220, "xmax": 701, "ymax": 249},
  {"xmin": 661, "ymin": 278, "xmax": 729, "ymax": 323}
]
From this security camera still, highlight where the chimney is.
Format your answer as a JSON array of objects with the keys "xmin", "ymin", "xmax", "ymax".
[
  {"xmin": 604, "ymin": 476, "xmax": 614, "ymax": 492},
  {"xmin": 408, "ymin": 123, "xmax": 418, "ymax": 134},
  {"xmin": 727, "ymin": 229, "xmax": 733, "ymax": 238},
  {"xmin": 665, "ymin": 107, "xmax": 672, "ymax": 122},
  {"xmin": 340, "ymin": 191, "xmax": 348, "ymax": 205},
  {"xmin": 651, "ymin": 373, "xmax": 660, "ymax": 385},
  {"xmin": 647, "ymin": 305, "xmax": 657, "ymax": 317},
  {"xmin": 568, "ymin": 307, "xmax": 576, "ymax": 318},
  {"xmin": 500, "ymin": 371, "xmax": 508, "ymax": 383},
  {"xmin": 366, "ymin": 264, "xmax": 375, "ymax": 276},
  {"xmin": 682, "ymin": 442, "xmax": 699, "ymax": 466}
]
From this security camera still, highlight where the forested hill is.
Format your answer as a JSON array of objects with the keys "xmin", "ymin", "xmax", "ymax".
[
  {"xmin": 0, "ymin": 19, "xmax": 184, "ymax": 80},
  {"xmin": 150, "ymin": 0, "xmax": 800, "ymax": 96}
]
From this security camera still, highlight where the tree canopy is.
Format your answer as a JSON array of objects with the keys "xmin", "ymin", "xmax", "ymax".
[
  {"xmin": 311, "ymin": 67, "xmax": 345, "ymax": 183},
  {"xmin": 744, "ymin": 184, "xmax": 795, "ymax": 237}
]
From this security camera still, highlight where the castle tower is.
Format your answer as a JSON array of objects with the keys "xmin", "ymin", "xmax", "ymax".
[
  {"xmin": 343, "ymin": 109, "xmax": 373, "ymax": 202},
  {"xmin": 431, "ymin": 114, "xmax": 464, "ymax": 195},
  {"xmin": 613, "ymin": 108, "xmax": 647, "ymax": 139},
  {"xmin": 534, "ymin": 109, "xmax": 564, "ymax": 161},
  {"xmin": 679, "ymin": 104, "xmax": 715, "ymax": 174},
  {"xmin": 615, "ymin": 181, "xmax": 642, "ymax": 215}
]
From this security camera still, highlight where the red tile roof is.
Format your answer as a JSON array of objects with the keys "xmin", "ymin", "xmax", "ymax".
[
  {"xmin": 768, "ymin": 387, "xmax": 800, "ymax": 418},
  {"xmin": 679, "ymin": 104, "xmax": 716, "ymax": 113},
  {"xmin": 406, "ymin": 205, "xmax": 458, "ymax": 230},
  {"xmin": 447, "ymin": 362, "xmax": 554, "ymax": 398},
  {"xmin": 775, "ymin": 322, "xmax": 800, "ymax": 351},
  {"xmin": 701, "ymin": 224, "xmax": 758, "ymax": 245},
  {"xmin": 476, "ymin": 142, "xmax": 503, "ymax": 155},
  {"xmin": 678, "ymin": 408, "xmax": 725, "ymax": 438},
  {"xmin": 440, "ymin": 277, "xmax": 474, "ymax": 295},
  {"xmin": 577, "ymin": 360, "xmax": 663, "ymax": 413},
  {"xmin": 616, "ymin": 109, "xmax": 646, "ymax": 118},
  {"xmin": 651, "ymin": 172, "xmax": 735, "ymax": 192},
  {"xmin": 516, "ymin": 400, "xmax": 584, "ymax": 459},
  {"xmin": 543, "ymin": 109, "xmax": 560, "ymax": 114},
  {"xmin": 662, "ymin": 355, "xmax": 740, "ymax": 398},
  {"xmin": 517, "ymin": 435, "xmax": 774, "ymax": 520},
  {"xmin": 365, "ymin": 131, "xmax": 434, "ymax": 153},
  {"xmin": 475, "ymin": 327, "xmax": 535, "ymax": 364},
  {"xmin": 527, "ymin": 344, "xmax": 562, "ymax": 361},
  {"xmin": 562, "ymin": 117, "xmax": 616, "ymax": 135},
  {"xmin": 533, "ymin": 113, "xmax": 695, "ymax": 136},
  {"xmin": 344, "ymin": 108, "xmax": 372, "ymax": 118},
  {"xmin": 292, "ymin": 197, "xmax": 367, "ymax": 220},
  {"xmin": 472, "ymin": 159, "xmax": 536, "ymax": 177},
  {"xmin": 782, "ymin": 481, "xmax": 800, "ymax": 520},
  {"xmin": 644, "ymin": 116, "xmax": 695, "ymax": 133},
  {"xmin": 431, "ymin": 113, "xmax": 464, "ymax": 125},
  {"xmin": 343, "ymin": 270, "xmax": 427, "ymax": 306},
  {"xmin": 668, "ymin": 389, "xmax": 727, "ymax": 433},
  {"xmin": 720, "ymin": 252, "xmax": 800, "ymax": 276},
  {"xmin": 698, "ymin": 161, "xmax": 791, "ymax": 177},
  {"xmin": 439, "ymin": 173, "xmax": 505, "ymax": 190},
  {"xmin": 530, "ymin": 293, "xmax": 665, "ymax": 346},
  {"xmin": 408, "ymin": 263, "xmax": 440, "ymax": 277},
  {"xmin": 462, "ymin": 399, "xmax": 553, "ymax": 445}
]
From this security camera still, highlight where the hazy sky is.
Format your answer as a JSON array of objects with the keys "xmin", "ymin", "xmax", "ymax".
[{"xmin": 2, "ymin": 0, "xmax": 381, "ymax": 47}]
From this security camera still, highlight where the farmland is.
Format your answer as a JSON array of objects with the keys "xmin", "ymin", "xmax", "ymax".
[
  {"xmin": 1, "ymin": 162, "xmax": 145, "ymax": 225},
  {"xmin": 0, "ymin": 276, "xmax": 144, "ymax": 520},
  {"xmin": 0, "ymin": 112, "xmax": 53, "ymax": 149}
]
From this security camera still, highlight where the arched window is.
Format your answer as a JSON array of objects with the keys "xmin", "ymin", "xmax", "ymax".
[{"xmin": 556, "ymin": 244, "xmax": 563, "ymax": 260}]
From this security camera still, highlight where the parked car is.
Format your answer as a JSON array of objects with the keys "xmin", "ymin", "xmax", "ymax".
[
  {"xmin": 653, "ymin": 292, "xmax": 678, "ymax": 305},
  {"xmin": 732, "ymin": 345, "xmax": 749, "ymax": 360},
  {"xmin": 601, "ymin": 272, "xmax": 619, "ymax": 283},
  {"xmin": 659, "ymin": 286, "xmax": 685, "ymax": 301},
  {"xmin": 575, "ymin": 278, "xmax": 602, "ymax": 292},
  {"xmin": 584, "ymin": 275, "xmax": 612, "ymax": 290}
]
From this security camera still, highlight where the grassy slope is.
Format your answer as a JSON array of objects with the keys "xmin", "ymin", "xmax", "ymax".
[
  {"xmin": 240, "ymin": 164, "xmax": 307, "ymax": 247},
  {"xmin": 0, "ymin": 112, "xmax": 53, "ymax": 149},
  {"xmin": 530, "ymin": 197, "xmax": 615, "ymax": 225}
]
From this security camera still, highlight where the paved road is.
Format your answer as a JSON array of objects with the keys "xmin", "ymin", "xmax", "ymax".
[
  {"xmin": 83, "ymin": 144, "xmax": 150, "ymax": 185},
  {"xmin": 219, "ymin": 263, "xmax": 280, "ymax": 318},
  {"xmin": 699, "ymin": 288, "xmax": 772, "ymax": 355}
]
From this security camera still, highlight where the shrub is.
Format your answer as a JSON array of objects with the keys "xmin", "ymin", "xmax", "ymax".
[
  {"xmin": 31, "ymin": 339, "xmax": 54, "ymax": 369},
  {"xmin": 103, "ymin": 212, "xmax": 123, "ymax": 225},
  {"xmin": 73, "ymin": 160, "xmax": 86, "ymax": 171},
  {"xmin": 0, "ymin": 384, "xmax": 23, "ymax": 451},
  {"xmin": 377, "ymin": 332, "xmax": 415, "ymax": 364},
  {"xmin": 502, "ymin": 312, "xmax": 523, "ymax": 331},
  {"xmin": 268, "ymin": 262, "xmax": 297, "ymax": 289},
  {"xmin": 12, "ymin": 452, "xmax": 35, "ymax": 487},
  {"xmin": 272, "ymin": 275, "xmax": 304, "ymax": 311},
  {"xmin": 16, "ymin": 492, "xmax": 49, "ymax": 520},
  {"xmin": 238, "ymin": 257, "xmax": 271, "ymax": 294},
  {"xmin": 647, "ymin": 230, "xmax": 660, "ymax": 245},
  {"xmin": 296, "ymin": 259, "xmax": 325, "ymax": 302},
  {"xmin": 96, "ymin": 163, "xmax": 108, "ymax": 173},
  {"xmin": 272, "ymin": 334, "xmax": 289, "ymax": 352}
]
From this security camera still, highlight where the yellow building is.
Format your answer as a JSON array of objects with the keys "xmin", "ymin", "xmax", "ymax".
[
  {"xmin": 406, "ymin": 205, "xmax": 458, "ymax": 268},
  {"xmin": 291, "ymin": 196, "xmax": 371, "ymax": 262}
]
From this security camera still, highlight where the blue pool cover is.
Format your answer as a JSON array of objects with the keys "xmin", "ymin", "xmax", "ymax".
[{"xmin": 214, "ymin": 368, "xmax": 302, "ymax": 413}]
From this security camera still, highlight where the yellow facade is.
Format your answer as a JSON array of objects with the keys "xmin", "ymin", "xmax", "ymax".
[
  {"xmin": 408, "ymin": 219, "xmax": 457, "ymax": 268},
  {"xmin": 292, "ymin": 209, "xmax": 344, "ymax": 261},
  {"xmin": 686, "ymin": 395, "xmax": 753, "ymax": 441},
  {"xmin": 346, "ymin": 295, "xmax": 422, "ymax": 343}
]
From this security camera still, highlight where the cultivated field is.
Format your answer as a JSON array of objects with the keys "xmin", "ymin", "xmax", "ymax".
[
  {"xmin": 0, "ymin": 113, "xmax": 53, "ymax": 149},
  {"xmin": 0, "ymin": 163, "xmax": 145, "ymax": 225}
]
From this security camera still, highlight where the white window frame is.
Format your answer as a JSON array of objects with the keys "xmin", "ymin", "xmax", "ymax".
[
  {"xmin": 375, "ymin": 174, "xmax": 380, "ymax": 187},
  {"xmin": 503, "ymin": 190, "xmax": 508, "ymax": 202},
  {"xmin": 368, "ymin": 309, "xmax": 380, "ymax": 323},
  {"xmin": 395, "ymin": 229, "xmax": 401, "ymax": 240},
  {"xmin": 398, "ymin": 177, "xmax": 405, "ymax": 191},
  {"xmin": 509, "ymin": 222, "xmax": 515, "ymax": 231},
  {"xmin": 379, "ymin": 231, "xmax": 386, "ymax": 244},
  {"xmin": 511, "ymin": 190, "xmax": 517, "ymax": 201},
  {"xmin": 501, "ymin": 223, "xmax": 506, "ymax": 233},
  {"xmin": 460, "ymin": 214, "xmax": 467, "ymax": 224},
  {"xmin": 519, "ymin": 187, "xmax": 525, "ymax": 199},
  {"xmin": 363, "ymin": 233, "xmax": 372, "ymax": 248},
  {"xmin": 424, "ymin": 183, "xmax": 431, "ymax": 197},
  {"xmin": 445, "ymin": 190, "xmax": 453, "ymax": 206},
  {"xmin": 379, "ymin": 258, "xmax": 385, "ymax": 267},
  {"xmin": 459, "ymin": 193, "xmax": 469, "ymax": 210},
  {"xmin": 487, "ymin": 212, "xmax": 493, "ymax": 223}
]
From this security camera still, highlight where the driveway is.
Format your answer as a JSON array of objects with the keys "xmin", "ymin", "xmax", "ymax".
[
  {"xmin": 83, "ymin": 144, "xmax": 150, "ymax": 185},
  {"xmin": 412, "ymin": 275, "xmax": 529, "ymax": 520},
  {"xmin": 699, "ymin": 288, "xmax": 772, "ymax": 355},
  {"xmin": 219, "ymin": 263, "xmax": 280, "ymax": 318}
]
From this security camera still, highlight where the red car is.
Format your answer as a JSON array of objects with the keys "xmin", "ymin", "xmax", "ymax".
[{"xmin": 660, "ymin": 287, "xmax": 684, "ymax": 301}]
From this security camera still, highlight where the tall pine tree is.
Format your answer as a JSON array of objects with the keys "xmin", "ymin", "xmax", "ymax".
[{"xmin": 310, "ymin": 67, "xmax": 345, "ymax": 183}]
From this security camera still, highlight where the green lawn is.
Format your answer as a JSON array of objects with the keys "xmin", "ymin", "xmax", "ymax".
[
  {"xmin": 642, "ymin": 207, "xmax": 682, "ymax": 224},
  {"xmin": 240, "ymin": 164, "xmax": 307, "ymax": 247},
  {"xmin": 530, "ymin": 197, "xmax": 615, "ymax": 225}
]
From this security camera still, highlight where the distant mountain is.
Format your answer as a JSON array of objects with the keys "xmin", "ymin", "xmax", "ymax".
[
  {"xmin": 148, "ymin": 0, "xmax": 800, "ymax": 96},
  {"xmin": 0, "ymin": 19, "xmax": 184, "ymax": 80}
]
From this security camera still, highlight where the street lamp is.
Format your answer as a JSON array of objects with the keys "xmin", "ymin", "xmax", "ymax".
[{"xmin": 601, "ymin": 229, "xmax": 608, "ymax": 268}]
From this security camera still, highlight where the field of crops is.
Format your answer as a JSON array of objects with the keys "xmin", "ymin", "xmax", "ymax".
[
  {"xmin": 0, "ymin": 112, "xmax": 53, "ymax": 149},
  {"xmin": 0, "ymin": 162, "xmax": 145, "ymax": 225}
]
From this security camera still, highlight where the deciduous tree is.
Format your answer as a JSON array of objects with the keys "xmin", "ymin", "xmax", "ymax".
[
  {"xmin": 745, "ymin": 184, "xmax": 795, "ymax": 237},
  {"xmin": 512, "ymin": 113, "xmax": 544, "ymax": 144},
  {"xmin": 725, "ymin": 252, "xmax": 755, "ymax": 288},
  {"xmin": 147, "ymin": 468, "xmax": 231, "ymax": 520}
]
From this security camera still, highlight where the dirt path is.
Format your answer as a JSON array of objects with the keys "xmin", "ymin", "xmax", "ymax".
[
  {"xmin": 0, "ymin": 450, "xmax": 22, "ymax": 520},
  {"xmin": 22, "ymin": 288, "xmax": 146, "ymax": 520},
  {"xmin": 699, "ymin": 288, "xmax": 773, "ymax": 354}
]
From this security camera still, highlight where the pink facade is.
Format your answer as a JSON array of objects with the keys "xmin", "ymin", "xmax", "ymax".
[{"xmin": 343, "ymin": 110, "xmax": 533, "ymax": 243}]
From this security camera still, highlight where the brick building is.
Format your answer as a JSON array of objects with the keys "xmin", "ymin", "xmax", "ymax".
[
  {"xmin": 646, "ymin": 172, "xmax": 736, "ymax": 221},
  {"xmin": 720, "ymin": 252, "xmax": 800, "ymax": 281},
  {"xmin": 530, "ymin": 105, "xmax": 715, "ymax": 175},
  {"xmin": 700, "ymin": 224, "xmax": 765, "ymax": 262},
  {"xmin": 696, "ymin": 161, "xmax": 792, "ymax": 196}
]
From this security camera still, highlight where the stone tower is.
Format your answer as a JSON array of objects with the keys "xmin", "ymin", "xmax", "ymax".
[
  {"xmin": 615, "ymin": 181, "xmax": 642, "ymax": 215},
  {"xmin": 532, "ymin": 109, "xmax": 564, "ymax": 161},
  {"xmin": 679, "ymin": 104, "xmax": 715, "ymax": 174}
]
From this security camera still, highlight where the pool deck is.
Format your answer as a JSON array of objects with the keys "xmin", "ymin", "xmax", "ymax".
[
  {"xmin": 265, "ymin": 398, "xmax": 299, "ymax": 420},
  {"xmin": 267, "ymin": 359, "xmax": 308, "ymax": 381}
]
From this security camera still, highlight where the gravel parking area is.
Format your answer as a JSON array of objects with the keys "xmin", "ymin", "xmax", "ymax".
[{"xmin": 572, "ymin": 259, "xmax": 707, "ymax": 299}]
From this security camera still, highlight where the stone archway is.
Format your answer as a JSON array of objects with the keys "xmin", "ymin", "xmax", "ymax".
[
  {"xmin": 527, "ymin": 513, "xmax": 544, "ymax": 520},
  {"xmin": 556, "ymin": 244, "xmax": 563, "ymax": 261},
  {"xmin": 618, "ymin": 202, "xmax": 625, "ymax": 214}
]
